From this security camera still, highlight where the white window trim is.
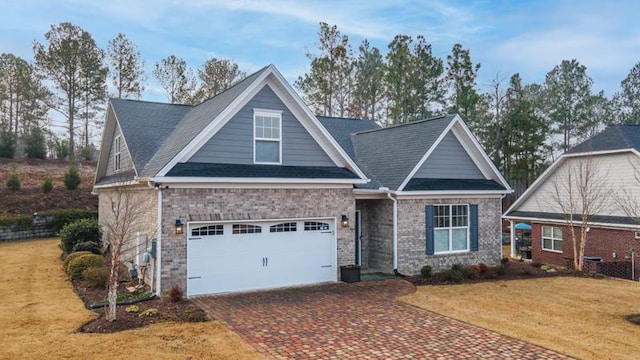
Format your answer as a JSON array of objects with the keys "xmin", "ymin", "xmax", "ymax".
[
  {"xmin": 114, "ymin": 135, "xmax": 122, "ymax": 172},
  {"xmin": 434, "ymin": 204, "xmax": 470, "ymax": 255},
  {"xmin": 541, "ymin": 225, "xmax": 563, "ymax": 253},
  {"xmin": 253, "ymin": 109, "xmax": 283, "ymax": 165}
]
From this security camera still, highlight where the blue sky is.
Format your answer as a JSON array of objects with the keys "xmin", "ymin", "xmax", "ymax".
[{"xmin": 2, "ymin": 0, "xmax": 640, "ymax": 103}]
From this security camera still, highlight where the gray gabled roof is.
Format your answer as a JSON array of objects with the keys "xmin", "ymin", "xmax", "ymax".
[
  {"xmin": 111, "ymin": 98, "xmax": 192, "ymax": 175},
  {"xmin": 317, "ymin": 116, "xmax": 381, "ymax": 159},
  {"xmin": 140, "ymin": 66, "xmax": 270, "ymax": 177},
  {"xmin": 566, "ymin": 124, "xmax": 640, "ymax": 154},
  {"xmin": 352, "ymin": 115, "xmax": 455, "ymax": 190}
]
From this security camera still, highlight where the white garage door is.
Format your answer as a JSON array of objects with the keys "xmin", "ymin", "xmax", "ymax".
[{"xmin": 187, "ymin": 218, "xmax": 336, "ymax": 296}]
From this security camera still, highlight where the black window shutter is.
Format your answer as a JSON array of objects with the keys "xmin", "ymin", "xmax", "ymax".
[
  {"xmin": 425, "ymin": 205, "xmax": 434, "ymax": 255},
  {"xmin": 470, "ymin": 204, "xmax": 479, "ymax": 251}
]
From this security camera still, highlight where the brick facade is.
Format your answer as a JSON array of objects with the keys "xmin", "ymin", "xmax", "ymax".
[
  {"xmin": 159, "ymin": 187, "xmax": 355, "ymax": 293},
  {"xmin": 98, "ymin": 188, "xmax": 158, "ymax": 283},
  {"xmin": 358, "ymin": 196, "xmax": 503, "ymax": 275},
  {"xmin": 531, "ymin": 223, "xmax": 640, "ymax": 279}
]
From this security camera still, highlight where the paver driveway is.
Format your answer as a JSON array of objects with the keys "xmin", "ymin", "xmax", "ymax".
[{"xmin": 195, "ymin": 279, "xmax": 569, "ymax": 359}]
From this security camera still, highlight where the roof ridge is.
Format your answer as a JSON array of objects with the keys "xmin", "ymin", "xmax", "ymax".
[
  {"xmin": 353, "ymin": 114, "xmax": 454, "ymax": 136},
  {"xmin": 191, "ymin": 65, "xmax": 270, "ymax": 106},
  {"xmin": 110, "ymin": 97, "xmax": 194, "ymax": 107},
  {"xmin": 615, "ymin": 124, "xmax": 633, "ymax": 149}
]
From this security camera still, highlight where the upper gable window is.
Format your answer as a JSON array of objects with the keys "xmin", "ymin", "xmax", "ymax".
[
  {"xmin": 254, "ymin": 109, "xmax": 282, "ymax": 164},
  {"xmin": 114, "ymin": 135, "xmax": 122, "ymax": 172}
]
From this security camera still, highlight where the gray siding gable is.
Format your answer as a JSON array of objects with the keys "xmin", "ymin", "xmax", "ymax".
[
  {"xmin": 414, "ymin": 131, "xmax": 484, "ymax": 179},
  {"xmin": 189, "ymin": 85, "xmax": 335, "ymax": 167}
]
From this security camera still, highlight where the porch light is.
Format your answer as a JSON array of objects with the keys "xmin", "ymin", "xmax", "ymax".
[
  {"xmin": 174, "ymin": 219, "xmax": 184, "ymax": 234},
  {"xmin": 341, "ymin": 214, "xmax": 349, "ymax": 228}
]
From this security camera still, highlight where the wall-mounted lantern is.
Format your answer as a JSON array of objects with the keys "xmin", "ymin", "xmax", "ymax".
[
  {"xmin": 174, "ymin": 219, "xmax": 184, "ymax": 234},
  {"xmin": 341, "ymin": 214, "xmax": 349, "ymax": 228}
]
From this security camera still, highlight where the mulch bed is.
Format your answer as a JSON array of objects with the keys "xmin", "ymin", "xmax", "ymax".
[
  {"xmin": 406, "ymin": 260, "xmax": 574, "ymax": 286},
  {"xmin": 73, "ymin": 278, "xmax": 209, "ymax": 333}
]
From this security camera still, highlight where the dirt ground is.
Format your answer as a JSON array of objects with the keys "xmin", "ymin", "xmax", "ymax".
[
  {"xmin": 0, "ymin": 238, "xmax": 262, "ymax": 360},
  {"xmin": 0, "ymin": 158, "xmax": 98, "ymax": 217},
  {"xmin": 401, "ymin": 276, "xmax": 640, "ymax": 360}
]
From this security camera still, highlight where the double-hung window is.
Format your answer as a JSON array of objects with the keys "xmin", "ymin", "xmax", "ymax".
[
  {"xmin": 542, "ymin": 226, "xmax": 562, "ymax": 252},
  {"xmin": 114, "ymin": 135, "xmax": 122, "ymax": 171},
  {"xmin": 433, "ymin": 204, "xmax": 469, "ymax": 253},
  {"xmin": 254, "ymin": 109, "xmax": 282, "ymax": 164}
]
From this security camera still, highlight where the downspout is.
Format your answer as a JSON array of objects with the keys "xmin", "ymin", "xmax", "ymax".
[
  {"xmin": 148, "ymin": 181, "xmax": 163, "ymax": 296},
  {"xmin": 380, "ymin": 187, "xmax": 403, "ymax": 277}
]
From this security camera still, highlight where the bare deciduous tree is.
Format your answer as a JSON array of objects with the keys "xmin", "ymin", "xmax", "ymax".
[
  {"xmin": 549, "ymin": 156, "xmax": 610, "ymax": 271},
  {"xmin": 100, "ymin": 186, "xmax": 154, "ymax": 322}
]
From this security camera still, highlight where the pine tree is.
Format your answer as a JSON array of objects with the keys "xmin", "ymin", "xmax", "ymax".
[{"xmin": 107, "ymin": 33, "xmax": 146, "ymax": 99}]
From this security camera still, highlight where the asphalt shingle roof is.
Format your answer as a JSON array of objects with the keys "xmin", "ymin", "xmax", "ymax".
[
  {"xmin": 166, "ymin": 162, "xmax": 359, "ymax": 179},
  {"xmin": 351, "ymin": 115, "xmax": 455, "ymax": 190},
  {"xmin": 404, "ymin": 178, "xmax": 505, "ymax": 191},
  {"xmin": 110, "ymin": 98, "xmax": 192, "ymax": 175},
  {"xmin": 567, "ymin": 124, "xmax": 640, "ymax": 154},
  {"xmin": 317, "ymin": 116, "xmax": 381, "ymax": 159}
]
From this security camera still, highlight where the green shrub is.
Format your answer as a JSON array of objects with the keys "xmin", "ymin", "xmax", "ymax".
[
  {"xmin": 6, "ymin": 169, "xmax": 20, "ymax": 192},
  {"xmin": 420, "ymin": 265, "xmax": 433, "ymax": 279},
  {"xmin": 41, "ymin": 178, "xmax": 53, "ymax": 193},
  {"xmin": 59, "ymin": 218, "xmax": 102, "ymax": 254},
  {"xmin": 54, "ymin": 139, "xmax": 69, "ymax": 159},
  {"xmin": 41, "ymin": 209, "xmax": 97, "ymax": 232},
  {"xmin": 0, "ymin": 215, "xmax": 33, "ymax": 228},
  {"xmin": 0, "ymin": 130, "xmax": 15, "ymax": 158},
  {"xmin": 66, "ymin": 254, "xmax": 105, "ymax": 280},
  {"xmin": 72, "ymin": 241, "xmax": 101, "ymax": 254},
  {"xmin": 82, "ymin": 265, "xmax": 109, "ymax": 288},
  {"xmin": 440, "ymin": 264, "xmax": 476, "ymax": 284},
  {"xmin": 23, "ymin": 127, "xmax": 46, "ymax": 159},
  {"xmin": 63, "ymin": 251, "xmax": 93, "ymax": 270},
  {"xmin": 63, "ymin": 165, "xmax": 81, "ymax": 190}
]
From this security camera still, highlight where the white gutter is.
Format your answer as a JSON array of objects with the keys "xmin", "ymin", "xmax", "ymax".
[{"xmin": 380, "ymin": 187, "xmax": 399, "ymax": 272}]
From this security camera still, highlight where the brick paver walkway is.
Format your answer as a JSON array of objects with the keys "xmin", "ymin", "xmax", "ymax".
[{"xmin": 195, "ymin": 279, "xmax": 569, "ymax": 359}]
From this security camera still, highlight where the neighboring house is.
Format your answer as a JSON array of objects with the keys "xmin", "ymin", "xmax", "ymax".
[
  {"xmin": 503, "ymin": 125, "xmax": 640, "ymax": 279},
  {"xmin": 93, "ymin": 64, "xmax": 512, "ymax": 297}
]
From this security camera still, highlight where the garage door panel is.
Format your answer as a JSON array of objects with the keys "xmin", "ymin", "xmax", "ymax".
[{"xmin": 187, "ymin": 219, "xmax": 336, "ymax": 296}]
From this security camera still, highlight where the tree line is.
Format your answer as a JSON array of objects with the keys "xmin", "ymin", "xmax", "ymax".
[
  {"xmin": 2, "ymin": 21, "xmax": 640, "ymax": 194},
  {"xmin": 0, "ymin": 22, "xmax": 246, "ymax": 161},
  {"xmin": 296, "ymin": 22, "xmax": 640, "ymax": 194}
]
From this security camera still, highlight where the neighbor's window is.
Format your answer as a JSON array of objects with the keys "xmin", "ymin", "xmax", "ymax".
[
  {"xmin": 114, "ymin": 135, "xmax": 122, "ymax": 171},
  {"xmin": 254, "ymin": 109, "xmax": 282, "ymax": 164},
  {"xmin": 434, "ymin": 204, "xmax": 469, "ymax": 253},
  {"xmin": 542, "ymin": 226, "xmax": 562, "ymax": 252}
]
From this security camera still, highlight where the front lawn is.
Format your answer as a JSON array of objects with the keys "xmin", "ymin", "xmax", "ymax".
[
  {"xmin": 401, "ymin": 276, "xmax": 640, "ymax": 359},
  {"xmin": 0, "ymin": 238, "xmax": 262, "ymax": 360}
]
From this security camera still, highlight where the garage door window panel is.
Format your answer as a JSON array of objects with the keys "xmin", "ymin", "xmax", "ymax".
[
  {"xmin": 304, "ymin": 221, "xmax": 330, "ymax": 231},
  {"xmin": 270, "ymin": 222, "xmax": 297, "ymax": 232},
  {"xmin": 233, "ymin": 224, "xmax": 262, "ymax": 234},
  {"xmin": 191, "ymin": 225, "xmax": 224, "ymax": 236}
]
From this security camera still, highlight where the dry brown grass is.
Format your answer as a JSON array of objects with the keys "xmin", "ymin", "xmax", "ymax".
[
  {"xmin": 0, "ymin": 238, "xmax": 263, "ymax": 360},
  {"xmin": 401, "ymin": 277, "xmax": 640, "ymax": 360}
]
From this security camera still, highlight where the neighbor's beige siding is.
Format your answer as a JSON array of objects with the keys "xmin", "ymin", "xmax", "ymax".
[{"xmin": 519, "ymin": 153, "xmax": 640, "ymax": 217}]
